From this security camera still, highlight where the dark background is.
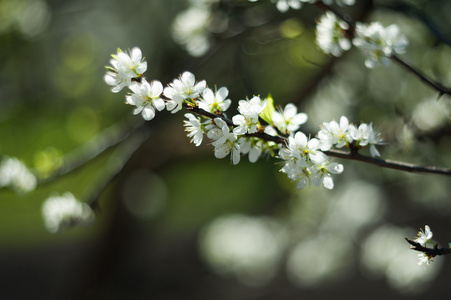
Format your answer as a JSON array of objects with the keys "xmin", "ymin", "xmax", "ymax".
[{"xmin": 1, "ymin": 0, "xmax": 451, "ymax": 299}]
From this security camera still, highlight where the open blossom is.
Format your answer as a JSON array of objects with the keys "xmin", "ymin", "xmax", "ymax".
[
  {"xmin": 353, "ymin": 22, "xmax": 408, "ymax": 68},
  {"xmin": 316, "ymin": 12, "xmax": 351, "ymax": 57},
  {"xmin": 104, "ymin": 47, "xmax": 147, "ymax": 93},
  {"xmin": 414, "ymin": 225, "xmax": 433, "ymax": 247},
  {"xmin": 232, "ymin": 96, "xmax": 266, "ymax": 135},
  {"xmin": 281, "ymin": 132, "xmax": 327, "ymax": 164},
  {"xmin": 272, "ymin": 103, "xmax": 308, "ymax": 134},
  {"xmin": 318, "ymin": 116, "xmax": 355, "ymax": 151},
  {"xmin": 212, "ymin": 118, "xmax": 241, "ymax": 165},
  {"xmin": 184, "ymin": 113, "xmax": 204, "ymax": 146},
  {"xmin": 351, "ymin": 122, "xmax": 384, "ymax": 157},
  {"xmin": 311, "ymin": 161, "xmax": 343, "ymax": 189},
  {"xmin": 0, "ymin": 156, "xmax": 37, "ymax": 193},
  {"xmin": 198, "ymin": 87, "xmax": 231, "ymax": 114},
  {"xmin": 279, "ymin": 132, "xmax": 333, "ymax": 190},
  {"xmin": 126, "ymin": 79, "xmax": 165, "ymax": 121},
  {"xmin": 417, "ymin": 252, "xmax": 433, "ymax": 266},
  {"xmin": 164, "ymin": 71, "xmax": 207, "ymax": 113},
  {"xmin": 41, "ymin": 192, "xmax": 94, "ymax": 233}
]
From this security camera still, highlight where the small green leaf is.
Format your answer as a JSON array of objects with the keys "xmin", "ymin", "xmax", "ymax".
[{"xmin": 259, "ymin": 94, "xmax": 275, "ymax": 126}]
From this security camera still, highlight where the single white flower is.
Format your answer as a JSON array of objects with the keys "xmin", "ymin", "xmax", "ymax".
[
  {"xmin": 126, "ymin": 79, "xmax": 165, "ymax": 121},
  {"xmin": 351, "ymin": 122, "xmax": 384, "ymax": 157},
  {"xmin": 198, "ymin": 87, "xmax": 231, "ymax": 113},
  {"xmin": 212, "ymin": 118, "xmax": 241, "ymax": 165},
  {"xmin": 414, "ymin": 225, "xmax": 433, "ymax": 247},
  {"xmin": 417, "ymin": 252, "xmax": 433, "ymax": 266},
  {"xmin": 284, "ymin": 132, "xmax": 327, "ymax": 164},
  {"xmin": 316, "ymin": 12, "xmax": 351, "ymax": 57},
  {"xmin": 184, "ymin": 113, "xmax": 204, "ymax": 146},
  {"xmin": 0, "ymin": 156, "xmax": 37, "ymax": 193},
  {"xmin": 272, "ymin": 103, "xmax": 308, "ymax": 134},
  {"xmin": 237, "ymin": 96, "xmax": 267, "ymax": 118},
  {"xmin": 353, "ymin": 22, "xmax": 408, "ymax": 68},
  {"xmin": 164, "ymin": 71, "xmax": 207, "ymax": 113},
  {"xmin": 232, "ymin": 113, "xmax": 260, "ymax": 135},
  {"xmin": 311, "ymin": 161, "xmax": 344, "ymax": 189},
  {"xmin": 318, "ymin": 116, "xmax": 354, "ymax": 151},
  {"xmin": 41, "ymin": 192, "xmax": 94, "ymax": 233},
  {"xmin": 104, "ymin": 47, "xmax": 147, "ymax": 93}
]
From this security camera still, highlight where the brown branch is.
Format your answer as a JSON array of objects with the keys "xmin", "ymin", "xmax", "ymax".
[
  {"xmin": 405, "ymin": 238, "xmax": 451, "ymax": 258},
  {"xmin": 324, "ymin": 148, "xmax": 451, "ymax": 177},
  {"xmin": 182, "ymin": 99, "xmax": 451, "ymax": 176},
  {"xmin": 313, "ymin": 1, "xmax": 451, "ymax": 98}
]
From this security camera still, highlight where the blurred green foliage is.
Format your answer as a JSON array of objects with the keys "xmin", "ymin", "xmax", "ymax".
[{"xmin": 1, "ymin": 0, "xmax": 451, "ymax": 299}]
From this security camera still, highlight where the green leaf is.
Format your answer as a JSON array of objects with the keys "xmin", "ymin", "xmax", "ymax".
[{"xmin": 259, "ymin": 94, "xmax": 275, "ymax": 126}]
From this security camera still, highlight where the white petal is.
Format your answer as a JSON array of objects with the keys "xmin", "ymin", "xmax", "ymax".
[
  {"xmin": 142, "ymin": 106, "xmax": 156, "ymax": 120},
  {"xmin": 323, "ymin": 176, "xmax": 334, "ymax": 189},
  {"xmin": 216, "ymin": 87, "xmax": 228, "ymax": 101},
  {"xmin": 150, "ymin": 81, "xmax": 163, "ymax": 97},
  {"xmin": 153, "ymin": 98, "xmax": 166, "ymax": 111},
  {"xmin": 215, "ymin": 144, "xmax": 230, "ymax": 159}
]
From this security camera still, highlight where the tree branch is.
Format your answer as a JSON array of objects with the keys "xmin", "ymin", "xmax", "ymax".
[
  {"xmin": 405, "ymin": 238, "xmax": 451, "ymax": 258},
  {"xmin": 183, "ymin": 101, "xmax": 451, "ymax": 177},
  {"xmin": 313, "ymin": 1, "xmax": 451, "ymax": 98},
  {"xmin": 324, "ymin": 148, "xmax": 451, "ymax": 177},
  {"xmin": 39, "ymin": 117, "xmax": 147, "ymax": 185}
]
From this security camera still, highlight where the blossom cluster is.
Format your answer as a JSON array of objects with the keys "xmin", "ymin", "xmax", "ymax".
[
  {"xmin": 105, "ymin": 47, "xmax": 386, "ymax": 190},
  {"xmin": 413, "ymin": 225, "xmax": 435, "ymax": 266},
  {"xmin": 315, "ymin": 11, "xmax": 408, "ymax": 68},
  {"xmin": 41, "ymin": 192, "xmax": 94, "ymax": 233},
  {"xmin": 318, "ymin": 116, "xmax": 384, "ymax": 157}
]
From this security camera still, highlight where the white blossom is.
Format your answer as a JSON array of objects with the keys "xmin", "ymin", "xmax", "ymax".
[
  {"xmin": 414, "ymin": 225, "xmax": 433, "ymax": 247},
  {"xmin": 278, "ymin": 132, "xmax": 333, "ymax": 190},
  {"xmin": 164, "ymin": 71, "xmax": 207, "ymax": 113},
  {"xmin": 184, "ymin": 113, "xmax": 204, "ymax": 146},
  {"xmin": 104, "ymin": 47, "xmax": 147, "ymax": 93},
  {"xmin": 41, "ymin": 192, "xmax": 94, "ymax": 233},
  {"xmin": 281, "ymin": 132, "xmax": 327, "ymax": 164},
  {"xmin": 198, "ymin": 87, "xmax": 231, "ymax": 113},
  {"xmin": 212, "ymin": 118, "xmax": 241, "ymax": 165},
  {"xmin": 232, "ymin": 96, "xmax": 266, "ymax": 135},
  {"xmin": 0, "ymin": 156, "xmax": 36, "ymax": 193},
  {"xmin": 353, "ymin": 22, "xmax": 408, "ymax": 68},
  {"xmin": 318, "ymin": 116, "xmax": 355, "ymax": 151},
  {"xmin": 311, "ymin": 161, "xmax": 344, "ymax": 189},
  {"xmin": 417, "ymin": 252, "xmax": 433, "ymax": 266},
  {"xmin": 316, "ymin": 12, "xmax": 351, "ymax": 57},
  {"xmin": 272, "ymin": 103, "xmax": 308, "ymax": 134},
  {"xmin": 351, "ymin": 122, "xmax": 384, "ymax": 157},
  {"xmin": 126, "ymin": 79, "xmax": 165, "ymax": 121}
]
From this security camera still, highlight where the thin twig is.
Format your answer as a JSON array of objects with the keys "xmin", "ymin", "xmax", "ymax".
[
  {"xmin": 324, "ymin": 149, "xmax": 451, "ymax": 177},
  {"xmin": 39, "ymin": 117, "xmax": 146, "ymax": 185},
  {"xmin": 313, "ymin": 1, "xmax": 451, "ymax": 98},
  {"xmin": 184, "ymin": 101, "xmax": 451, "ymax": 176},
  {"xmin": 405, "ymin": 238, "xmax": 451, "ymax": 258}
]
